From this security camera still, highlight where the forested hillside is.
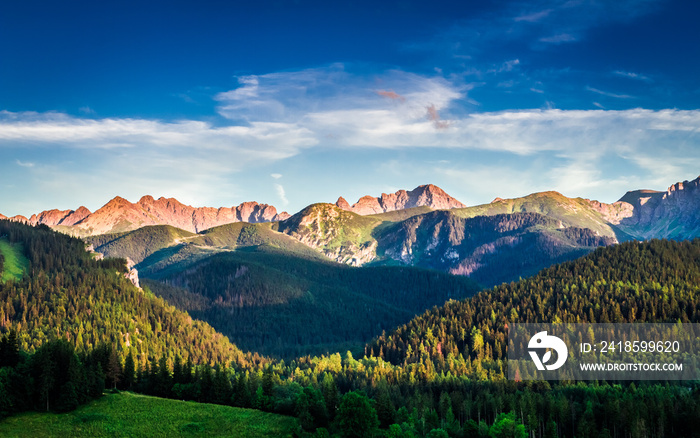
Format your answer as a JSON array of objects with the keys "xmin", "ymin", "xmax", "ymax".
[
  {"xmin": 368, "ymin": 238, "xmax": 700, "ymax": 368},
  {"xmin": 146, "ymin": 246, "xmax": 480, "ymax": 358},
  {"xmin": 0, "ymin": 220, "xmax": 262, "ymax": 368}
]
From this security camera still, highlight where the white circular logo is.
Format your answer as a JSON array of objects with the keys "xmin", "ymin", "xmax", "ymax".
[{"xmin": 528, "ymin": 331, "xmax": 568, "ymax": 371}]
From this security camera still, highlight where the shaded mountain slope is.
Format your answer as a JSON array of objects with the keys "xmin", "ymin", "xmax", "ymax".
[
  {"xmin": 376, "ymin": 210, "xmax": 615, "ymax": 286},
  {"xmin": 144, "ymin": 247, "xmax": 480, "ymax": 359}
]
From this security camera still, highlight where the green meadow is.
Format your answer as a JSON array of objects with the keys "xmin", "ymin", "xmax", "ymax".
[
  {"xmin": 0, "ymin": 392, "xmax": 298, "ymax": 438},
  {"xmin": 0, "ymin": 238, "xmax": 29, "ymax": 283}
]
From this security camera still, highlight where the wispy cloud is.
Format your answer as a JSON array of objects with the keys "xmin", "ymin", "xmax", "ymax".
[
  {"xmin": 410, "ymin": 0, "xmax": 661, "ymax": 59},
  {"xmin": 586, "ymin": 86, "xmax": 634, "ymax": 99},
  {"xmin": 15, "ymin": 159, "xmax": 34, "ymax": 167},
  {"xmin": 270, "ymin": 173, "xmax": 283, "ymax": 179},
  {"xmin": 514, "ymin": 9, "xmax": 553, "ymax": 22},
  {"xmin": 539, "ymin": 33, "xmax": 576, "ymax": 44},
  {"xmin": 613, "ymin": 70, "xmax": 653, "ymax": 82},
  {"xmin": 486, "ymin": 59, "xmax": 521, "ymax": 74},
  {"xmin": 274, "ymin": 183, "xmax": 289, "ymax": 206}
]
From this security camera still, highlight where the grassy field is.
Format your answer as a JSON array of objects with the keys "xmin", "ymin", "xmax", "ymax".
[
  {"xmin": 0, "ymin": 238, "xmax": 29, "ymax": 282},
  {"xmin": 0, "ymin": 392, "xmax": 298, "ymax": 437}
]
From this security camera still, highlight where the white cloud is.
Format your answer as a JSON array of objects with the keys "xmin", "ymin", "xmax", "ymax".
[
  {"xmin": 0, "ymin": 111, "xmax": 316, "ymax": 160},
  {"xmin": 274, "ymin": 183, "xmax": 289, "ymax": 206},
  {"xmin": 270, "ymin": 173, "xmax": 283, "ymax": 179},
  {"xmin": 215, "ymin": 65, "xmax": 465, "ymax": 125},
  {"xmin": 613, "ymin": 70, "xmax": 652, "ymax": 82},
  {"xmin": 585, "ymin": 86, "xmax": 633, "ymax": 99},
  {"xmin": 16, "ymin": 159, "xmax": 34, "ymax": 167}
]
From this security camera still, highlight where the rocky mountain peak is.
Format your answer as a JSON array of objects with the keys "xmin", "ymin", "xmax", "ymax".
[
  {"xmin": 336, "ymin": 184, "xmax": 465, "ymax": 215},
  {"xmin": 15, "ymin": 195, "xmax": 288, "ymax": 236},
  {"xmin": 335, "ymin": 197, "xmax": 351, "ymax": 210}
]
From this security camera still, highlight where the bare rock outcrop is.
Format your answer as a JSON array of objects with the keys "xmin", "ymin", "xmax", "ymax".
[
  {"xmin": 336, "ymin": 184, "xmax": 465, "ymax": 215},
  {"xmin": 12, "ymin": 195, "xmax": 289, "ymax": 236}
]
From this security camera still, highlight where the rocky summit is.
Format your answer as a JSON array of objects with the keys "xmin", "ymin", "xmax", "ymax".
[
  {"xmin": 616, "ymin": 175, "xmax": 700, "ymax": 239},
  {"xmin": 335, "ymin": 184, "xmax": 466, "ymax": 215},
  {"xmin": 4, "ymin": 196, "xmax": 290, "ymax": 236}
]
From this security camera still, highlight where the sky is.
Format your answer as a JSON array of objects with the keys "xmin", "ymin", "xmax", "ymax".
[{"xmin": 1, "ymin": 0, "xmax": 699, "ymax": 217}]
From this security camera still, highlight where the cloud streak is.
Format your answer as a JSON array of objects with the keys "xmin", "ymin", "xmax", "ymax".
[
  {"xmin": 613, "ymin": 70, "xmax": 653, "ymax": 82},
  {"xmin": 586, "ymin": 87, "xmax": 634, "ymax": 99},
  {"xmin": 275, "ymin": 183, "xmax": 289, "ymax": 206}
]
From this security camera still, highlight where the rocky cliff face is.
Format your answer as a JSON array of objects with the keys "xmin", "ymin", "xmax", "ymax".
[
  {"xmin": 27, "ymin": 206, "xmax": 92, "ymax": 227},
  {"xmin": 377, "ymin": 210, "xmax": 615, "ymax": 286},
  {"xmin": 336, "ymin": 184, "xmax": 466, "ymax": 215},
  {"xmin": 5, "ymin": 196, "xmax": 289, "ymax": 236},
  {"xmin": 582, "ymin": 199, "xmax": 634, "ymax": 225},
  {"xmin": 617, "ymin": 176, "xmax": 700, "ymax": 239}
]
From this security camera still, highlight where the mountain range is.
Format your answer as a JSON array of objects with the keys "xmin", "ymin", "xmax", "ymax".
[
  {"xmin": 1, "ymin": 196, "xmax": 290, "ymax": 236},
  {"xmin": 4, "ymin": 177, "xmax": 698, "ymax": 240},
  {"xmin": 3, "ymin": 175, "xmax": 699, "ymax": 291}
]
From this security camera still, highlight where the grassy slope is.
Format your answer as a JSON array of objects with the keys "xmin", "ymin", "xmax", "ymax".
[
  {"xmin": 450, "ymin": 191, "xmax": 619, "ymax": 238},
  {"xmin": 87, "ymin": 222, "xmax": 328, "ymax": 278},
  {"xmin": 0, "ymin": 239, "xmax": 29, "ymax": 282},
  {"xmin": 85, "ymin": 225, "xmax": 196, "ymax": 265},
  {"xmin": 0, "ymin": 392, "xmax": 297, "ymax": 438}
]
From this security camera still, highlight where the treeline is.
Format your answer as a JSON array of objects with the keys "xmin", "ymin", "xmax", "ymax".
[
  {"xmin": 0, "ymin": 331, "xmax": 113, "ymax": 418},
  {"xmin": 7, "ymin": 336, "xmax": 695, "ymax": 438}
]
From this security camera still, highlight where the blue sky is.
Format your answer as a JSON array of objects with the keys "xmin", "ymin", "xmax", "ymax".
[{"xmin": 1, "ymin": 0, "xmax": 699, "ymax": 217}]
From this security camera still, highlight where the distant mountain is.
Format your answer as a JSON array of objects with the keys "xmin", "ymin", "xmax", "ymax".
[
  {"xmin": 273, "ymin": 202, "xmax": 614, "ymax": 286},
  {"xmin": 5, "ymin": 196, "xmax": 290, "ymax": 236},
  {"xmin": 7, "ymin": 176, "xmax": 699, "ymax": 287},
  {"xmin": 86, "ymin": 222, "xmax": 326, "ymax": 277},
  {"xmin": 29, "ymin": 206, "xmax": 92, "ymax": 227},
  {"xmin": 376, "ymin": 210, "xmax": 614, "ymax": 286},
  {"xmin": 450, "ymin": 191, "xmax": 633, "ymax": 239},
  {"xmin": 335, "ymin": 184, "xmax": 465, "ymax": 215},
  {"xmin": 276, "ymin": 203, "xmax": 383, "ymax": 266},
  {"xmin": 616, "ymin": 175, "xmax": 700, "ymax": 239}
]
